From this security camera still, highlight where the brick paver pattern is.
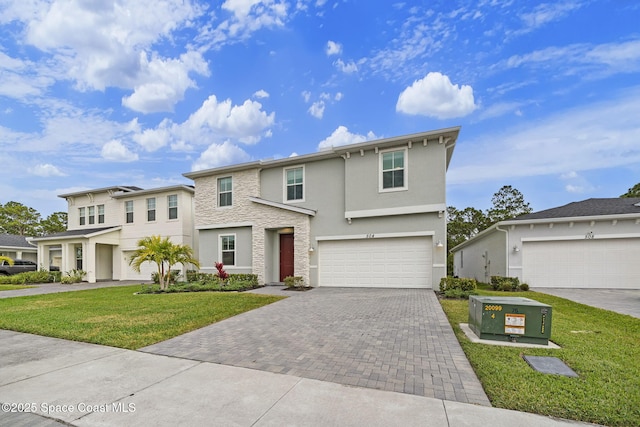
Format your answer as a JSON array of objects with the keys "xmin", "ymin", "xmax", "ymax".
[{"xmin": 141, "ymin": 288, "xmax": 490, "ymax": 406}]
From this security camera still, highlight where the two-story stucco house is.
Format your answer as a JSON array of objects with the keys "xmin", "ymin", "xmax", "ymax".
[
  {"xmin": 183, "ymin": 127, "xmax": 459, "ymax": 288},
  {"xmin": 31, "ymin": 185, "xmax": 196, "ymax": 283}
]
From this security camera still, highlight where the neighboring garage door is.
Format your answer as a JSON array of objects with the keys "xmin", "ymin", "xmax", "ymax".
[
  {"xmin": 122, "ymin": 251, "xmax": 156, "ymax": 281},
  {"xmin": 318, "ymin": 236, "xmax": 432, "ymax": 288},
  {"xmin": 522, "ymin": 238, "xmax": 640, "ymax": 289}
]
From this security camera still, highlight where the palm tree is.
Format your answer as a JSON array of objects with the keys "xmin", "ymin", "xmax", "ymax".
[{"xmin": 129, "ymin": 235, "xmax": 199, "ymax": 290}]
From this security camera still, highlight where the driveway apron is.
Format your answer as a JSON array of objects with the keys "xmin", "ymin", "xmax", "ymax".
[{"xmin": 140, "ymin": 288, "xmax": 490, "ymax": 406}]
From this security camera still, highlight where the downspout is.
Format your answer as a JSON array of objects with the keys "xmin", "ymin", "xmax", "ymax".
[{"xmin": 495, "ymin": 224, "xmax": 509, "ymax": 277}]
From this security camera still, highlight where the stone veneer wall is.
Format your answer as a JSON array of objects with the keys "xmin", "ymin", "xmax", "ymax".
[{"xmin": 194, "ymin": 168, "xmax": 310, "ymax": 285}]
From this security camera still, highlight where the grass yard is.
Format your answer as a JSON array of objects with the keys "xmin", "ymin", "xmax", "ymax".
[
  {"xmin": 0, "ymin": 284, "xmax": 34, "ymax": 291},
  {"xmin": 439, "ymin": 290, "xmax": 640, "ymax": 427},
  {"xmin": 0, "ymin": 285, "xmax": 284, "ymax": 349}
]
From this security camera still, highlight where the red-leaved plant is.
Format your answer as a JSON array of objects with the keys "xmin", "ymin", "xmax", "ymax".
[{"xmin": 215, "ymin": 262, "xmax": 229, "ymax": 281}]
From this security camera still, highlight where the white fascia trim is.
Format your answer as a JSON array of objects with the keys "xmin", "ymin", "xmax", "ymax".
[
  {"xmin": 249, "ymin": 196, "xmax": 316, "ymax": 216},
  {"xmin": 522, "ymin": 232, "xmax": 640, "ymax": 242},
  {"xmin": 86, "ymin": 226, "xmax": 122, "ymax": 238},
  {"xmin": 345, "ymin": 203, "xmax": 446, "ymax": 219},
  {"xmin": 196, "ymin": 222, "xmax": 253, "ymax": 230},
  {"xmin": 502, "ymin": 212, "xmax": 640, "ymax": 226},
  {"xmin": 316, "ymin": 231, "xmax": 434, "ymax": 241}
]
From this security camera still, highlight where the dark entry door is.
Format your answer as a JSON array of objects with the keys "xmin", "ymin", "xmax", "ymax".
[{"xmin": 279, "ymin": 234, "xmax": 294, "ymax": 281}]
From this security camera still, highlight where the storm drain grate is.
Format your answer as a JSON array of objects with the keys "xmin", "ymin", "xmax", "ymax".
[{"xmin": 522, "ymin": 355, "xmax": 578, "ymax": 377}]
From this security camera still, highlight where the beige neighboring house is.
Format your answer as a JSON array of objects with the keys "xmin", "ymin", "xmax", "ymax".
[
  {"xmin": 31, "ymin": 185, "xmax": 196, "ymax": 283},
  {"xmin": 184, "ymin": 127, "xmax": 459, "ymax": 288},
  {"xmin": 0, "ymin": 234, "xmax": 37, "ymax": 262},
  {"xmin": 451, "ymin": 198, "xmax": 640, "ymax": 289}
]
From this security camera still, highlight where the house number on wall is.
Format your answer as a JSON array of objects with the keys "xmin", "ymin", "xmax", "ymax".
[
  {"xmin": 366, "ymin": 233, "xmax": 375, "ymax": 239},
  {"xmin": 585, "ymin": 231, "xmax": 594, "ymax": 239}
]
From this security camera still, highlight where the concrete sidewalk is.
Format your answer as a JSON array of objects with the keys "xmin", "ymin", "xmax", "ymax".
[
  {"xmin": 0, "ymin": 280, "xmax": 149, "ymax": 299},
  {"xmin": 0, "ymin": 330, "xmax": 599, "ymax": 427}
]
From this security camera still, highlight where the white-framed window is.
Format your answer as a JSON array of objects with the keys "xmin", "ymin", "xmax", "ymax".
[
  {"xmin": 147, "ymin": 198, "xmax": 156, "ymax": 222},
  {"xmin": 379, "ymin": 147, "xmax": 407, "ymax": 192},
  {"xmin": 168, "ymin": 195, "xmax": 178, "ymax": 220},
  {"xmin": 220, "ymin": 234, "xmax": 236, "ymax": 266},
  {"xmin": 98, "ymin": 205, "xmax": 105, "ymax": 224},
  {"xmin": 284, "ymin": 166, "xmax": 304, "ymax": 202},
  {"xmin": 88, "ymin": 206, "xmax": 95, "ymax": 225},
  {"xmin": 78, "ymin": 207, "xmax": 86, "ymax": 226},
  {"xmin": 218, "ymin": 176, "xmax": 232, "ymax": 207},
  {"xmin": 125, "ymin": 201, "xmax": 134, "ymax": 224}
]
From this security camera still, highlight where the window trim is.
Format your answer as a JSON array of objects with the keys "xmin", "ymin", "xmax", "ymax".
[
  {"xmin": 167, "ymin": 194, "xmax": 178, "ymax": 220},
  {"xmin": 78, "ymin": 207, "xmax": 86, "ymax": 226},
  {"xmin": 379, "ymin": 147, "xmax": 408, "ymax": 193},
  {"xmin": 98, "ymin": 204, "xmax": 105, "ymax": 224},
  {"xmin": 283, "ymin": 165, "xmax": 305, "ymax": 203},
  {"xmin": 88, "ymin": 206, "xmax": 95, "ymax": 225},
  {"xmin": 219, "ymin": 234, "xmax": 236, "ymax": 267},
  {"xmin": 217, "ymin": 176, "xmax": 233, "ymax": 208},
  {"xmin": 125, "ymin": 200, "xmax": 134, "ymax": 224},
  {"xmin": 146, "ymin": 197, "xmax": 156, "ymax": 222}
]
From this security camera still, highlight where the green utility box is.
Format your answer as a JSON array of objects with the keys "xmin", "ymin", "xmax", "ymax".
[{"xmin": 468, "ymin": 296, "xmax": 552, "ymax": 345}]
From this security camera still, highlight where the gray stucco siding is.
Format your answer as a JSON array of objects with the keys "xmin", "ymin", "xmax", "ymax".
[{"xmin": 198, "ymin": 227, "xmax": 252, "ymax": 273}]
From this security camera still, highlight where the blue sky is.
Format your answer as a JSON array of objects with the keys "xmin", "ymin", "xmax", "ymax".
[{"xmin": 1, "ymin": 0, "xmax": 639, "ymax": 217}]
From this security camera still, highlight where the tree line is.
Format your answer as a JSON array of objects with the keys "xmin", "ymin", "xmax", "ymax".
[{"xmin": 0, "ymin": 201, "xmax": 67, "ymax": 236}]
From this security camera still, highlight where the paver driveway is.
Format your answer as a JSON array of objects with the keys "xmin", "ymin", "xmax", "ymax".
[{"xmin": 140, "ymin": 287, "xmax": 490, "ymax": 406}]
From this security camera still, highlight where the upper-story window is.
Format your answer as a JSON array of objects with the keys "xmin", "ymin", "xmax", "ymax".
[
  {"xmin": 125, "ymin": 201, "xmax": 134, "ymax": 224},
  {"xmin": 147, "ymin": 198, "xmax": 156, "ymax": 222},
  {"xmin": 98, "ymin": 205, "xmax": 105, "ymax": 224},
  {"xmin": 218, "ymin": 177, "xmax": 232, "ymax": 207},
  {"xmin": 285, "ymin": 166, "xmax": 304, "ymax": 202},
  {"xmin": 380, "ymin": 148, "xmax": 407, "ymax": 191},
  {"xmin": 79, "ymin": 207, "xmax": 86, "ymax": 226},
  {"xmin": 88, "ymin": 206, "xmax": 95, "ymax": 225},
  {"xmin": 168, "ymin": 195, "xmax": 178, "ymax": 220}
]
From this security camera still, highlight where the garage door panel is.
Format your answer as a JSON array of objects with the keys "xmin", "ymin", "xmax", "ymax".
[
  {"xmin": 523, "ymin": 239, "xmax": 640, "ymax": 289},
  {"xmin": 318, "ymin": 237, "xmax": 432, "ymax": 288}
]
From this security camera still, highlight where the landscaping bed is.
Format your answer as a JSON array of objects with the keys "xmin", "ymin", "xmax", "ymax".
[{"xmin": 439, "ymin": 289, "xmax": 640, "ymax": 427}]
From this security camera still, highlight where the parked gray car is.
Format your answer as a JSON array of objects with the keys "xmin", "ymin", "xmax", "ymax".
[{"xmin": 0, "ymin": 259, "xmax": 59, "ymax": 275}]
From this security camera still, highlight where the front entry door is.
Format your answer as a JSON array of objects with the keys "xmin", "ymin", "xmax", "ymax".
[{"xmin": 279, "ymin": 234, "xmax": 294, "ymax": 281}]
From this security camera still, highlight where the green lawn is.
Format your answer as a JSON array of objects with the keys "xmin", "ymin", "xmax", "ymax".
[
  {"xmin": 0, "ymin": 285, "xmax": 285, "ymax": 349},
  {"xmin": 439, "ymin": 290, "xmax": 640, "ymax": 427},
  {"xmin": 0, "ymin": 284, "xmax": 34, "ymax": 291}
]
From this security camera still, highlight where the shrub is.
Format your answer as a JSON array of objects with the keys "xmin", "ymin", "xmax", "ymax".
[
  {"xmin": 491, "ymin": 276, "xmax": 520, "ymax": 292},
  {"xmin": 519, "ymin": 282, "xmax": 530, "ymax": 291},
  {"xmin": 284, "ymin": 276, "xmax": 305, "ymax": 288},
  {"xmin": 215, "ymin": 262, "xmax": 229, "ymax": 281},
  {"xmin": 0, "ymin": 269, "xmax": 59, "ymax": 285},
  {"xmin": 61, "ymin": 269, "xmax": 86, "ymax": 284},
  {"xmin": 439, "ymin": 276, "xmax": 477, "ymax": 292},
  {"xmin": 151, "ymin": 270, "xmax": 180, "ymax": 284}
]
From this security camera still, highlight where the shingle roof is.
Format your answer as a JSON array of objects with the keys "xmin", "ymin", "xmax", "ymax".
[
  {"xmin": 0, "ymin": 234, "xmax": 36, "ymax": 248},
  {"xmin": 30, "ymin": 227, "xmax": 120, "ymax": 241},
  {"xmin": 513, "ymin": 198, "xmax": 640, "ymax": 221}
]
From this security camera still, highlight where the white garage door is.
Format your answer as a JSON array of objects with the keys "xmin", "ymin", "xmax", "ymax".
[
  {"xmin": 318, "ymin": 236, "xmax": 432, "ymax": 288},
  {"xmin": 122, "ymin": 251, "xmax": 156, "ymax": 281},
  {"xmin": 522, "ymin": 238, "xmax": 640, "ymax": 289}
]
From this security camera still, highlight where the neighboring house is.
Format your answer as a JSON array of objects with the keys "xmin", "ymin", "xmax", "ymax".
[
  {"xmin": 0, "ymin": 234, "xmax": 37, "ymax": 263},
  {"xmin": 31, "ymin": 185, "xmax": 196, "ymax": 283},
  {"xmin": 183, "ymin": 127, "xmax": 459, "ymax": 288},
  {"xmin": 451, "ymin": 198, "xmax": 640, "ymax": 289}
]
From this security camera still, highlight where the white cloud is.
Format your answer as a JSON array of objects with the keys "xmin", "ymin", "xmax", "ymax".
[
  {"xmin": 447, "ymin": 88, "xmax": 640, "ymax": 185},
  {"xmin": 396, "ymin": 72, "xmax": 476, "ymax": 119},
  {"xmin": 334, "ymin": 92, "xmax": 343, "ymax": 101},
  {"xmin": 253, "ymin": 89, "xmax": 270, "ymax": 98},
  {"xmin": 301, "ymin": 90, "xmax": 311, "ymax": 103},
  {"xmin": 133, "ymin": 119, "xmax": 172, "ymax": 152},
  {"xmin": 101, "ymin": 140, "xmax": 139, "ymax": 162},
  {"xmin": 28, "ymin": 163, "xmax": 66, "ymax": 177},
  {"xmin": 191, "ymin": 141, "xmax": 250, "ymax": 171},
  {"xmin": 317, "ymin": 126, "xmax": 378, "ymax": 151},
  {"xmin": 334, "ymin": 58, "xmax": 358, "ymax": 73},
  {"xmin": 183, "ymin": 94, "xmax": 275, "ymax": 144},
  {"xmin": 18, "ymin": 0, "xmax": 207, "ymax": 113},
  {"xmin": 326, "ymin": 40, "xmax": 342, "ymax": 56},
  {"xmin": 308, "ymin": 100, "xmax": 325, "ymax": 119},
  {"xmin": 519, "ymin": 1, "xmax": 582, "ymax": 33}
]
